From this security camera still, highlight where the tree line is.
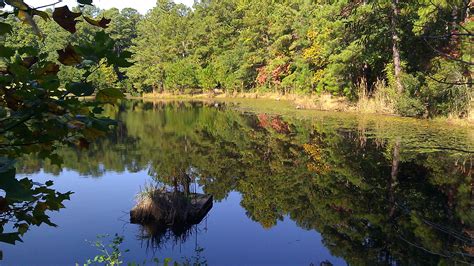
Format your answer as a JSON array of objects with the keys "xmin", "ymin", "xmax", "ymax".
[
  {"xmin": 127, "ymin": 0, "xmax": 472, "ymax": 118},
  {"xmin": 2, "ymin": 0, "xmax": 472, "ymax": 119}
]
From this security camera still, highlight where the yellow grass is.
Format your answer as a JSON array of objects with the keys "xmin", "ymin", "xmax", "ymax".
[
  {"xmin": 138, "ymin": 89, "xmax": 473, "ymax": 127},
  {"xmin": 141, "ymin": 91, "xmax": 354, "ymax": 112},
  {"xmin": 356, "ymin": 79, "xmax": 395, "ymax": 114}
]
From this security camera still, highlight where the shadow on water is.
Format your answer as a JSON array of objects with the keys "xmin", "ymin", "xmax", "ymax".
[{"xmin": 7, "ymin": 100, "xmax": 474, "ymax": 264}]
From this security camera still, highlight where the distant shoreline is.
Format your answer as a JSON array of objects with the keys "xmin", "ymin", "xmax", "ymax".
[{"xmin": 128, "ymin": 92, "xmax": 473, "ymax": 127}]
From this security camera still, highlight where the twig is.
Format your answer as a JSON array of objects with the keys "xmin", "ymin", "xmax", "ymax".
[
  {"xmin": 33, "ymin": 1, "xmax": 63, "ymax": 10},
  {"xmin": 426, "ymin": 75, "xmax": 473, "ymax": 86}
]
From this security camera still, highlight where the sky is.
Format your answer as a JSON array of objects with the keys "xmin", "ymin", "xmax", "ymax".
[{"xmin": 23, "ymin": 0, "xmax": 194, "ymax": 14}]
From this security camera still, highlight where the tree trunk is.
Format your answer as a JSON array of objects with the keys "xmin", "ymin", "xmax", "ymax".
[
  {"xmin": 389, "ymin": 138, "xmax": 401, "ymax": 218},
  {"xmin": 391, "ymin": 0, "xmax": 403, "ymax": 94},
  {"xmin": 450, "ymin": 5, "xmax": 459, "ymax": 49},
  {"xmin": 161, "ymin": 70, "xmax": 166, "ymax": 93}
]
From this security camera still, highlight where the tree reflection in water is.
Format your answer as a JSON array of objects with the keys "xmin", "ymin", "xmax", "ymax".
[{"xmin": 17, "ymin": 101, "xmax": 473, "ymax": 264}]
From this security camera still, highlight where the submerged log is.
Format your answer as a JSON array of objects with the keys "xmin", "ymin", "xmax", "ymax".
[{"xmin": 130, "ymin": 192, "xmax": 213, "ymax": 227}]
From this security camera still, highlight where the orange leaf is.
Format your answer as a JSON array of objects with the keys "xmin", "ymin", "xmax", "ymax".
[
  {"xmin": 32, "ymin": 10, "xmax": 50, "ymax": 21},
  {"xmin": 84, "ymin": 16, "xmax": 111, "ymax": 28},
  {"xmin": 17, "ymin": 10, "xmax": 42, "ymax": 37}
]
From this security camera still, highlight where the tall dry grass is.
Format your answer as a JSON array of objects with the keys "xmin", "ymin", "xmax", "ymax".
[{"xmin": 356, "ymin": 78, "xmax": 395, "ymax": 114}]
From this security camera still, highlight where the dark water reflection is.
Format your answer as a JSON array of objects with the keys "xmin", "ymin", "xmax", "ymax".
[{"xmin": 4, "ymin": 100, "xmax": 474, "ymax": 265}]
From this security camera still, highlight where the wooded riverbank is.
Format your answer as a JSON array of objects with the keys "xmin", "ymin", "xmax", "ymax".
[
  {"xmin": 2, "ymin": 1, "xmax": 472, "ymax": 121},
  {"xmin": 138, "ymin": 93, "xmax": 474, "ymax": 127}
]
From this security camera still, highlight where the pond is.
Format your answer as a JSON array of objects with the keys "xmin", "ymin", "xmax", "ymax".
[{"xmin": 2, "ymin": 100, "xmax": 473, "ymax": 265}]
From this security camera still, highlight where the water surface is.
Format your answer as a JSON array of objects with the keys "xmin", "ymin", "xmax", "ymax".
[{"xmin": 4, "ymin": 100, "xmax": 473, "ymax": 265}]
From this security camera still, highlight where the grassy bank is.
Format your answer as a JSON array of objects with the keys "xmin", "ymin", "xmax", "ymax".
[
  {"xmin": 137, "ymin": 92, "xmax": 473, "ymax": 126},
  {"xmin": 141, "ymin": 92, "xmax": 374, "ymax": 112}
]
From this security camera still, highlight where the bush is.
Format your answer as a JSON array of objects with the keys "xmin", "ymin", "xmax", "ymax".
[
  {"xmin": 422, "ymin": 58, "xmax": 472, "ymax": 118},
  {"xmin": 395, "ymin": 94, "xmax": 425, "ymax": 117}
]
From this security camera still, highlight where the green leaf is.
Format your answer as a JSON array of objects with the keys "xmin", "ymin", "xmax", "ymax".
[
  {"xmin": 66, "ymin": 82, "xmax": 95, "ymax": 97},
  {"xmin": 0, "ymin": 46, "xmax": 14, "ymax": 58},
  {"xmin": 107, "ymin": 51, "xmax": 133, "ymax": 68},
  {"xmin": 7, "ymin": 62, "xmax": 29, "ymax": 78},
  {"xmin": 95, "ymin": 88, "xmax": 124, "ymax": 104},
  {"xmin": 18, "ymin": 46, "xmax": 39, "ymax": 56},
  {"xmin": 84, "ymin": 16, "xmax": 111, "ymax": 28},
  {"xmin": 0, "ymin": 232, "xmax": 22, "ymax": 245},
  {"xmin": 17, "ymin": 223, "xmax": 29, "ymax": 235},
  {"xmin": 0, "ymin": 176, "xmax": 35, "ymax": 201},
  {"xmin": 32, "ymin": 9, "xmax": 50, "ymax": 21},
  {"xmin": 0, "ymin": 21, "xmax": 12, "ymax": 36},
  {"xmin": 38, "ymin": 76, "xmax": 60, "ymax": 91}
]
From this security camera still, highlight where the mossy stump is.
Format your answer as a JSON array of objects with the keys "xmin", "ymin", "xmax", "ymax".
[{"xmin": 130, "ymin": 192, "xmax": 213, "ymax": 226}]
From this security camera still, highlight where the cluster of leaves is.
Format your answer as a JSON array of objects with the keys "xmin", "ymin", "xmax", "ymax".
[
  {"xmin": 0, "ymin": 157, "xmax": 71, "ymax": 246},
  {"xmin": 2, "ymin": 3, "xmax": 141, "ymax": 94},
  {"xmin": 83, "ymin": 234, "xmax": 129, "ymax": 266},
  {"xmin": 0, "ymin": 0, "xmax": 130, "ymax": 246}
]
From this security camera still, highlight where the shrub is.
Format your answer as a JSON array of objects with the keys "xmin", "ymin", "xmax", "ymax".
[
  {"xmin": 422, "ymin": 58, "xmax": 472, "ymax": 118},
  {"xmin": 395, "ymin": 94, "xmax": 425, "ymax": 117}
]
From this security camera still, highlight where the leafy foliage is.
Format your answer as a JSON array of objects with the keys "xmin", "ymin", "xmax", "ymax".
[
  {"xmin": 81, "ymin": 234, "xmax": 207, "ymax": 266},
  {"xmin": 0, "ymin": 0, "xmax": 130, "ymax": 246}
]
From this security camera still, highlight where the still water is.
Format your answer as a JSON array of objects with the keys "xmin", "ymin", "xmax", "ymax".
[{"xmin": 3, "ymin": 100, "xmax": 473, "ymax": 265}]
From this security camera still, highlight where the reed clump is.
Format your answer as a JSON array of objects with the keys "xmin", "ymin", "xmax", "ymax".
[
  {"xmin": 356, "ymin": 78, "xmax": 395, "ymax": 114},
  {"xmin": 130, "ymin": 183, "xmax": 213, "ymax": 226}
]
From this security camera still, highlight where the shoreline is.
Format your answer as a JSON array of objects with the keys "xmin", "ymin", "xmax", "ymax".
[
  {"xmin": 129, "ymin": 92, "xmax": 473, "ymax": 127},
  {"xmin": 138, "ymin": 92, "xmax": 354, "ymax": 111}
]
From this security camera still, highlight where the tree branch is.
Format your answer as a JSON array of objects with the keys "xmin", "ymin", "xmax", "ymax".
[{"xmin": 33, "ymin": 1, "xmax": 63, "ymax": 10}]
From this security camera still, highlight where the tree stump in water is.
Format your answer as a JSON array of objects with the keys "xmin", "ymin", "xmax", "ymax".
[{"xmin": 130, "ymin": 192, "xmax": 213, "ymax": 227}]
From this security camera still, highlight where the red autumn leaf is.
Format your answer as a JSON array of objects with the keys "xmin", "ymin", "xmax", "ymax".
[
  {"xmin": 52, "ymin": 6, "xmax": 82, "ymax": 33},
  {"xmin": 57, "ymin": 44, "xmax": 82, "ymax": 66},
  {"xmin": 256, "ymin": 66, "xmax": 268, "ymax": 85},
  {"xmin": 83, "ymin": 16, "xmax": 111, "ymax": 28}
]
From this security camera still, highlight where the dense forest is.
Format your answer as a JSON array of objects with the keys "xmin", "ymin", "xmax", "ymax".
[{"xmin": 1, "ymin": 0, "xmax": 473, "ymax": 118}]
